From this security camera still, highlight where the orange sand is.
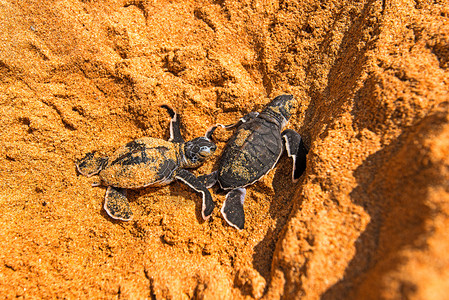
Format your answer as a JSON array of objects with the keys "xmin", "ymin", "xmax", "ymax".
[{"xmin": 1, "ymin": 0, "xmax": 448, "ymax": 298}]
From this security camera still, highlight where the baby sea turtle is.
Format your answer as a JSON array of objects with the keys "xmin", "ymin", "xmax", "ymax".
[
  {"xmin": 201, "ymin": 94, "xmax": 308, "ymax": 229},
  {"xmin": 76, "ymin": 105, "xmax": 217, "ymax": 221}
]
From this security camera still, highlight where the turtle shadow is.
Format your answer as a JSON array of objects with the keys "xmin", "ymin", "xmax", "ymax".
[
  {"xmin": 90, "ymin": 178, "xmax": 211, "ymax": 226},
  {"xmin": 128, "ymin": 182, "xmax": 209, "ymax": 225},
  {"xmin": 169, "ymin": 181, "xmax": 210, "ymax": 225},
  {"xmin": 252, "ymin": 153, "xmax": 304, "ymax": 283}
]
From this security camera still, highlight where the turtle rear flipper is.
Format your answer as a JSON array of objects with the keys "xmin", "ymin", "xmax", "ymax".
[
  {"xmin": 76, "ymin": 152, "xmax": 108, "ymax": 177},
  {"xmin": 104, "ymin": 186, "xmax": 133, "ymax": 221},
  {"xmin": 175, "ymin": 169, "xmax": 216, "ymax": 220},
  {"xmin": 282, "ymin": 129, "xmax": 308, "ymax": 182},
  {"xmin": 221, "ymin": 188, "xmax": 246, "ymax": 230}
]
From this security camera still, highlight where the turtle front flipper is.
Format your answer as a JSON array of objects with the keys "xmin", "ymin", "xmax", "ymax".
[
  {"xmin": 104, "ymin": 186, "xmax": 133, "ymax": 221},
  {"xmin": 175, "ymin": 169, "xmax": 216, "ymax": 220},
  {"xmin": 198, "ymin": 171, "xmax": 218, "ymax": 188},
  {"xmin": 221, "ymin": 188, "xmax": 246, "ymax": 230},
  {"xmin": 205, "ymin": 112, "xmax": 260, "ymax": 139},
  {"xmin": 76, "ymin": 152, "xmax": 108, "ymax": 177},
  {"xmin": 224, "ymin": 111, "xmax": 259, "ymax": 129},
  {"xmin": 161, "ymin": 105, "xmax": 184, "ymax": 143},
  {"xmin": 282, "ymin": 129, "xmax": 308, "ymax": 182}
]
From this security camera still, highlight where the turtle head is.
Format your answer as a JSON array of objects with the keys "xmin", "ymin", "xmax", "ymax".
[
  {"xmin": 183, "ymin": 137, "xmax": 217, "ymax": 168},
  {"xmin": 262, "ymin": 94, "xmax": 297, "ymax": 125}
]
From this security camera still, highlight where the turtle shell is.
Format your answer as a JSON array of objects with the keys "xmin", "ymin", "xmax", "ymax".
[
  {"xmin": 100, "ymin": 137, "xmax": 180, "ymax": 189},
  {"xmin": 218, "ymin": 117, "xmax": 283, "ymax": 189}
]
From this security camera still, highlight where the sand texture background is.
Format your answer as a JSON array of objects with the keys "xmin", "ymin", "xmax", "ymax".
[{"xmin": 1, "ymin": 0, "xmax": 448, "ymax": 298}]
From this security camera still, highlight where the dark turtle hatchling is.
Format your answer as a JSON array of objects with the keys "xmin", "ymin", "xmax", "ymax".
[
  {"xmin": 76, "ymin": 105, "xmax": 217, "ymax": 221},
  {"xmin": 201, "ymin": 94, "xmax": 308, "ymax": 230}
]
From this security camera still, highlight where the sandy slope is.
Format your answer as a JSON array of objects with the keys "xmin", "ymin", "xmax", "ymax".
[{"xmin": 0, "ymin": 0, "xmax": 448, "ymax": 298}]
